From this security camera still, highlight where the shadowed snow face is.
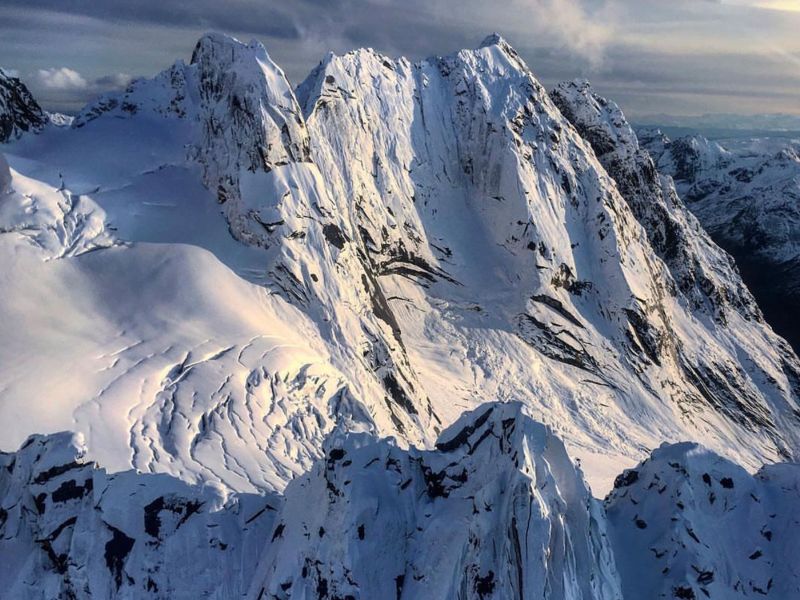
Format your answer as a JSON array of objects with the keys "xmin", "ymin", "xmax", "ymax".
[{"xmin": 2, "ymin": 402, "xmax": 799, "ymax": 599}]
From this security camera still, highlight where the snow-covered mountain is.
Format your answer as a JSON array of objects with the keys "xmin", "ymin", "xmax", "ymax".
[
  {"xmin": 1, "ymin": 33, "xmax": 800, "ymax": 598},
  {"xmin": 551, "ymin": 81, "xmax": 761, "ymax": 321},
  {"xmin": 640, "ymin": 128, "xmax": 800, "ymax": 355}
]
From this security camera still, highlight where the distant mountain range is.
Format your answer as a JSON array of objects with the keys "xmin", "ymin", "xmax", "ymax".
[
  {"xmin": 636, "ymin": 112, "xmax": 800, "ymax": 134},
  {"xmin": 640, "ymin": 128, "xmax": 800, "ymax": 357}
]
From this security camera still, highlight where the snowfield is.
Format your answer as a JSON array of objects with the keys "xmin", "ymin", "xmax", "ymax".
[{"xmin": 1, "ymin": 32, "xmax": 799, "ymax": 599}]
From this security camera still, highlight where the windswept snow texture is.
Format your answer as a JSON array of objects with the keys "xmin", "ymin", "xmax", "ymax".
[
  {"xmin": 2, "ymin": 403, "xmax": 799, "ymax": 599},
  {"xmin": 639, "ymin": 128, "xmax": 800, "ymax": 356},
  {"xmin": 3, "ymin": 32, "xmax": 800, "ymax": 500}
]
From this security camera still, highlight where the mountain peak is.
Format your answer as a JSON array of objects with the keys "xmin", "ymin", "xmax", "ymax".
[
  {"xmin": 192, "ymin": 30, "xmax": 242, "ymax": 48},
  {"xmin": 476, "ymin": 32, "xmax": 526, "ymax": 64},
  {"xmin": 187, "ymin": 30, "xmax": 293, "ymax": 99},
  {"xmin": 193, "ymin": 30, "xmax": 239, "ymax": 45},
  {"xmin": 479, "ymin": 32, "xmax": 508, "ymax": 49},
  {"xmin": 190, "ymin": 31, "xmax": 271, "ymax": 67}
]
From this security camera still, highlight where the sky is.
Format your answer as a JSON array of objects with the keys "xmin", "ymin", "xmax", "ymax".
[{"xmin": 1, "ymin": 0, "xmax": 799, "ymax": 118}]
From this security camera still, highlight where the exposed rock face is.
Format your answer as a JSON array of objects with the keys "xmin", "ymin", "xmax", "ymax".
[
  {"xmin": 0, "ymin": 69, "xmax": 47, "ymax": 143},
  {"xmin": 640, "ymin": 128, "xmax": 800, "ymax": 356}
]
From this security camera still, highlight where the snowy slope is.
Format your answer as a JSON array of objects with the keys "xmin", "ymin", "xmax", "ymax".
[
  {"xmin": 640, "ymin": 128, "xmax": 800, "ymax": 355},
  {"xmin": 0, "ymin": 154, "xmax": 377, "ymax": 493}
]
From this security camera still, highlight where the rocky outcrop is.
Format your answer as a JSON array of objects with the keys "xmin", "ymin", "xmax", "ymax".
[{"xmin": 0, "ymin": 68, "xmax": 47, "ymax": 142}]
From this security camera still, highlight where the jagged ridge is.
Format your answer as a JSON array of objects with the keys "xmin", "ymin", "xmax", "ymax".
[
  {"xmin": 640, "ymin": 128, "xmax": 800, "ymax": 356},
  {"xmin": 2, "ymin": 404, "xmax": 799, "ymax": 598}
]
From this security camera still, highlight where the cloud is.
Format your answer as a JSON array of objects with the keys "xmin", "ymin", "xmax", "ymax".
[
  {"xmin": 0, "ymin": 1, "xmax": 619, "ymax": 89},
  {"xmin": 32, "ymin": 67, "xmax": 132, "ymax": 93},
  {"xmin": 249, "ymin": 0, "xmax": 616, "ymax": 80},
  {"xmin": 35, "ymin": 67, "xmax": 87, "ymax": 90},
  {"xmin": 516, "ymin": 0, "xmax": 614, "ymax": 67},
  {"xmin": 94, "ymin": 73, "xmax": 134, "ymax": 89},
  {"xmin": 0, "ymin": 0, "xmax": 798, "ymax": 116},
  {"xmin": 0, "ymin": 0, "xmax": 301, "ymax": 39},
  {"xmin": 345, "ymin": 0, "xmax": 614, "ymax": 64},
  {"xmin": 723, "ymin": 0, "xmax": 800, "ymax": 11},
  {"xmin": 23, "ymin": 65, "xmax": 135, "ymax": 112}
]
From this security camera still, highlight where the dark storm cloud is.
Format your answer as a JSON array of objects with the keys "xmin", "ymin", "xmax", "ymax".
[
  {"xmin": 0, "ymin": 0, "xmax": 798, "ymax": 116},
  {"xmin": 0, "ymin": 0, "xmax": 302, "ymax": 39}
]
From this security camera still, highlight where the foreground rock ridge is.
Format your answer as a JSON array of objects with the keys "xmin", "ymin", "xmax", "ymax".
[
  {"xmin": 1, "ymin": 32, "xmax": 800, "ymax": 598},
  {"xmin": 2, "ymin": 404, "xmax": 799, "ymax": 599}
]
